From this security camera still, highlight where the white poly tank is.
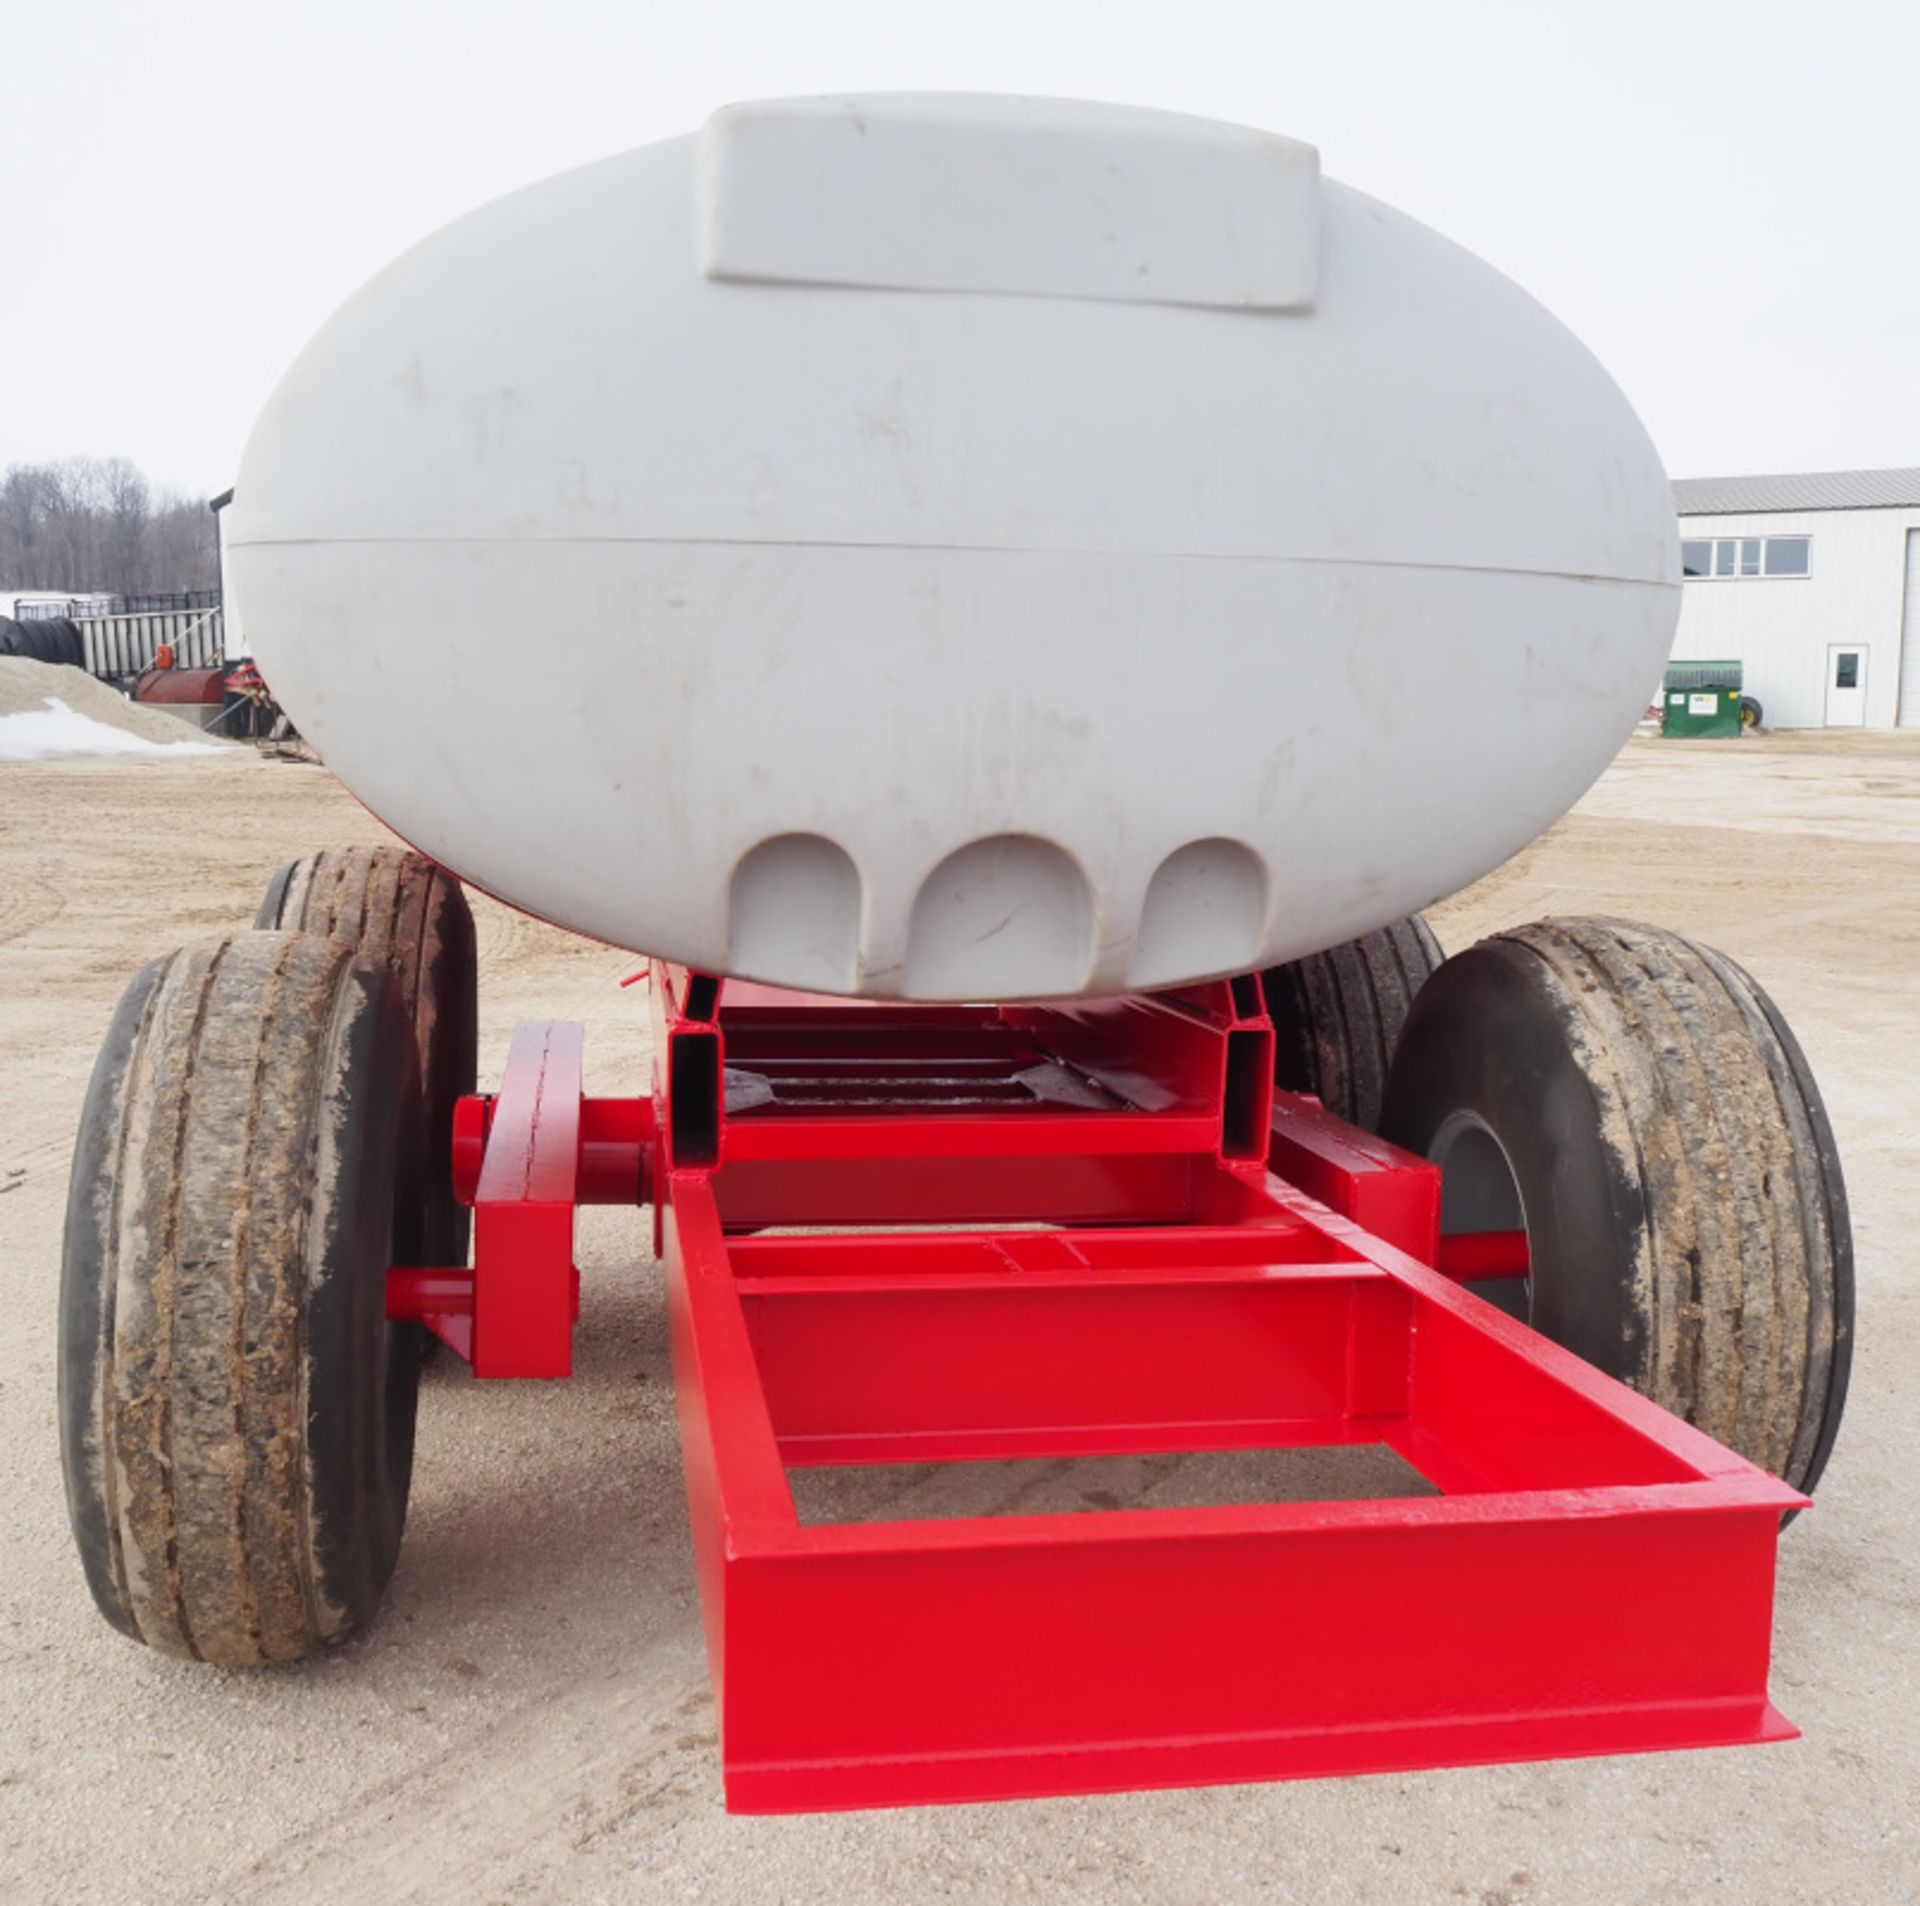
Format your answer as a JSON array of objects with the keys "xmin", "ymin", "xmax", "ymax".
[{"xmin": 227, "ymin": 94, "xmax": 1679, "ymax": 1000}]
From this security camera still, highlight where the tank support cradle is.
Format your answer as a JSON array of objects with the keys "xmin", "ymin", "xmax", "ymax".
[{"xmin": 388, "ymin": 964, "xmax": 1803, "ymax": 1813}]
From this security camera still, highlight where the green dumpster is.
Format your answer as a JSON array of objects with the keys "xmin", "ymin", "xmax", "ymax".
[{"xmin": 1661, "ymin": 660, "xmax": 1744, "ymax": 739}]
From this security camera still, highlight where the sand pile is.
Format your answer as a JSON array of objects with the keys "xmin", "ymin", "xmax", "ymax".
[{"xmin": 0, "ymin": 657, "xmax": 238, "ymax": 759}]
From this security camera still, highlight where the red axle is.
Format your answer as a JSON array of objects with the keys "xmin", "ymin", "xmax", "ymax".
[{"xmin": 1434, "ymin": 1227, "xmax": 1532, "ymax": 1280}]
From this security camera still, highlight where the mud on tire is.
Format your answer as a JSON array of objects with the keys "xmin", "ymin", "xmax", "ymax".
[
  {"xmin": 59, "ymin": 931, "xmax": 423, "ymax": 1662},
  {"xmin": 257, "ymin": 846, "xmax": 477, "ymax": 1272},
  {"xmin": 1379, "ymin": 915, "xmax": 1852, "ymax": 1495}
]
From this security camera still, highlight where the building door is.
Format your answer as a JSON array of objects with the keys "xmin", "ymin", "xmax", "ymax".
[
  {"xmin": 1899, "ymin": 530, "xmax": 1920, "ymax": 727},
  {"xmin": 1825, "ymin": 645, "xmax": 1868, "ymax": 726}
]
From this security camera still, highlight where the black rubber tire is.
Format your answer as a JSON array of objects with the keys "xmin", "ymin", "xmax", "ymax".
[
  {"xmin": 1260, "ymin": 915, "xmax": 1445, "ymax": 1131},
  {"xmin": 257, "ymin": 847, "xmax": 477, "ymax": 1272},
  {"xmin": 34, "ymin": 616, "xmax": 81, "ymax": 666},
  {"xmin": 1379, "ymin": 916, "xmax": 1851, "ymax": 1496},
  {"xmin": 59, "ymin": 931, "xmax": 424, "ymax": 1662},
  {"xmin": 1, "ymin": 616, "xmax": 82, "ymax": 666},
  {"xmin": 51, "ymin": 617, "xmax": 84, "ymax": 666},
  {"xmin": 1740, "ymin": 695, "xmax": 1764, "ymax": 730}
]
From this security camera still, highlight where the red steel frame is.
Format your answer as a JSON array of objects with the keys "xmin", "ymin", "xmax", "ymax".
[{"xmin": 389, "ymin": 964, "xmax": 1805, "ymax": 1813}]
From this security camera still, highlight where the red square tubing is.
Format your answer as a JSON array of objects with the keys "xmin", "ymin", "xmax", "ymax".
[
  {"xmin": 437, "ymin": 985, "xmax": 1804, "ymax": 1812},
  {"xmin": 664, "ymin": 1163, "xmax": 1801, "ymax": 1812}
]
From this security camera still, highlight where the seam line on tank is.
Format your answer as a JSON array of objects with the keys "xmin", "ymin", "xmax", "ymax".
[{"xmin": 224, "ymin": 536, "xmax": 1670, "ymax": 587}]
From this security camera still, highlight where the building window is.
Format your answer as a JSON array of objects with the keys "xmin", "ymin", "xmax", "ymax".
[{"xmin": 1681, "ymin": 535, "xmax": 1812, "ymax": 580}]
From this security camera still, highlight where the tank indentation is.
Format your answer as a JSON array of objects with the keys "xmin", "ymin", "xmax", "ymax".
[
  {"xmin": 904, "ymin": 835, "xmax": 1094, "ymax": 999},
  {"xmin": 729, "ymin": 834, "xmax": 862, "ymax": 993},
  {"xmin": 1127, "ymin": 839, "xmax": 1269, "ymax": 988}
]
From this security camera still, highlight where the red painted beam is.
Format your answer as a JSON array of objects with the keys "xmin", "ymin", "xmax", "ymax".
[
  {"xmin": 450, "ymin": 986, "xmax": 1807, "ymax": 1814},
  {"xmin": 453, "ymin": 1092, "xmax": 652, "ymax": 1207},
  {"xmin": 1434, "ymin": 1229, "xmax": 1532, "ymax": 1281},
  {"xmin": 1267, "ymin": 1092, "xmax": 1441, "ymax": 1261},
  {"xmin": 387, "ymin": 1268, "xmax": 473, "ymax": 1320},
  {"xmin": 660, "ymin": 1153, "xmax": 1805, "ymax": 1813},
  {"xmin": 581, "ymin": 1095, "xmax": 654, "ymax": 1203},
  {"xmin": 470, "ymin": 1021, "xmax": 583, "ymax": 1377},
  {"xmin": 385, "ymin": 1267, "xmax": 476, "ymax": 1361}
]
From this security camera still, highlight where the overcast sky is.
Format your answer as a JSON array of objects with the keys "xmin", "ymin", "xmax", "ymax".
[{"xmin": 4, "ymin": 0, "xmax": 1916, "ymax": 499}]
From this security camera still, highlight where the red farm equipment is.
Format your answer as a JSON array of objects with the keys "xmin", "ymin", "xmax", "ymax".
[
  {"xmin": 57, "ymin": 94, "xmax": 1851, "ymax": 1814},
  {"xmin": 59, "ymin": 861, "xmax": 1848, "ymax": 1810}
]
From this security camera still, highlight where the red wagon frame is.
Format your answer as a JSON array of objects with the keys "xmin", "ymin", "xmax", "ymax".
[{"xmin": 390, "ymin": 964, "xmax": 1803, "ymax": 1812}]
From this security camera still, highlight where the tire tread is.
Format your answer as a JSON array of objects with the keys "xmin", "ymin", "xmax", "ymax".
[
  {"xmin": 1439, "ymin": 916, "xmax": 1847, "ymax": 1490},
  {"xmin": 60, "ymin": 932, "xmax": 415, "ymax": 1663},
  {"xmin": 1261, "ymin": 915, "xmax": 1445, "ymax": 1131},
  {"xmin": 256, "ymin": 846, "xmax": 476, "ymax": 1266}
]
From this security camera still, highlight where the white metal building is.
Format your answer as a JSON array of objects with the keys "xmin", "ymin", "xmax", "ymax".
[{"xmin": 1669, "ymin": 468, "xmax": 1920, "ymax": 728}]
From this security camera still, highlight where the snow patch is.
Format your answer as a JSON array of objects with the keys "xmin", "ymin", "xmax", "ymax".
[{"xmin": 0, "ymin": 696, "xmax": 225, "ymax": 763}]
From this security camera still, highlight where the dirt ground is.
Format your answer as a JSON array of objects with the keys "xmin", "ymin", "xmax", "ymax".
[{"xmin": 2, "ymin": 732, "xmax": 1916, "ymax": 1905}]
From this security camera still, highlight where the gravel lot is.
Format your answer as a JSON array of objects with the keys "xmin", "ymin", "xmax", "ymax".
[{"xmin": 2, "ymin": 731, "xmax": 1916, "ymax": 1905}]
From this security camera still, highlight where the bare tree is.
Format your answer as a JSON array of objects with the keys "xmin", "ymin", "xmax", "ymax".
[{"xmin": 0, "ymin": 456, "xmax": 218, "ymax": 596}]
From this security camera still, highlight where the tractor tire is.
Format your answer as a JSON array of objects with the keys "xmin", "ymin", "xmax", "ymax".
[
  {"xmin": 1740, "ymin": 695, "xmax": 1764, "ymax": 730},
  {"xmin": 257, "ymin": 847, "xmax": 477, "ymax": 1272},
  {"xmin": 1260, "ymin": 914, "xmax": 1445, "ymax": 1131},
  {"xmin": 1379, "ymin": 916, "xmax": 1851, "ymax": 1496},
  {"xmin": 59, "ymin": 932, "xmax": 423, "ymax": 1662}
]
